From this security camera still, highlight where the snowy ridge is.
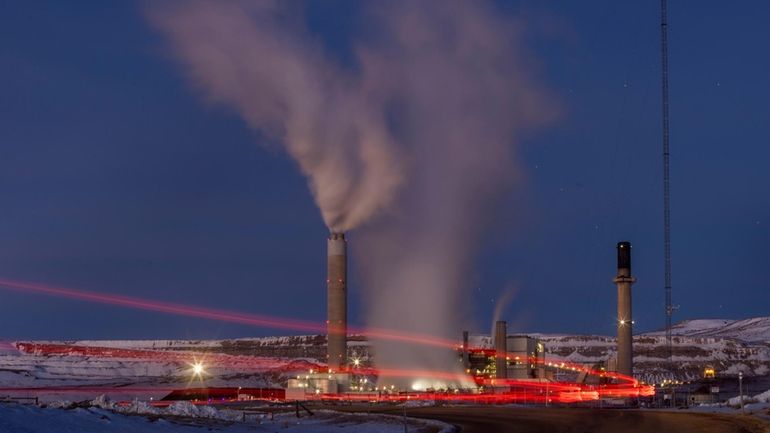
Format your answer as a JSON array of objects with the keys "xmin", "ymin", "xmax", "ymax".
[
  {"xmin": 465, "ymin": 318, "xmax": 770, "ymax": 383},
  {"xmin": 1, "ymin": 318, "xmax": 768, "ymax": 392},
  {"xmin": 644, "ymin": 317, "xmax": 770, "ymax": 344},
  {"xmin": 529, "ymin": 318, "xmax": 770, "ymax": 383}
]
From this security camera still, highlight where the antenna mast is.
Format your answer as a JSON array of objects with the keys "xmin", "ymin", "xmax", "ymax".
[{"xmin": 660, "ymin": 0, "xmax": 673, "ymax": 361}]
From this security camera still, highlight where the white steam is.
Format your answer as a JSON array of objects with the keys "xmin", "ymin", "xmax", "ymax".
[
  {"xmin": 147, "ymin": 1, "xmax": 402, "ymax": 232},
  {"xmin": 148, "ymin": 0, "xmax": 556, "ymax": 388},
  {"xmin": 491, "ymin": 285, "xmax": 519, "ymax": 338}
]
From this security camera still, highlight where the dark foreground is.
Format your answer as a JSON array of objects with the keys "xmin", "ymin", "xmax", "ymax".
[{"xmin": 334, "ymin": 405, "xmax": 770, "ymax": 433}]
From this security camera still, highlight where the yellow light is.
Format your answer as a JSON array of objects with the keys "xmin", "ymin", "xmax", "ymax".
[{"xmin": 353, "ymin": 358, "xmax": 361, "ymax": 367}]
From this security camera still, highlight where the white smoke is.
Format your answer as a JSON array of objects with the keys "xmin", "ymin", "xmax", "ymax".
[
  {"xmin": 491, "ymin": 285, "xmax": 519, "ymax": 338},
  {"xmin": 147, "ymin": 0, "xmax": 556, "ymax": 389},
  {"xmin": 147, "ymin": 0, "xmax": 402, "ymax": 232}
]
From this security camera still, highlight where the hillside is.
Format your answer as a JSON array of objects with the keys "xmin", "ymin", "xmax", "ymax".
[{"xmin": 0, "ymin": 317, "xmax": 767, "ymax": 397}]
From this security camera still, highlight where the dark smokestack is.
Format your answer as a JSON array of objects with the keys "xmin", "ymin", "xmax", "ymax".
[
  {"xmin": 617, "ymin": 241, "xmax": 632, "ymax": 272},
  {"xmin": 614, "ymin": 241, "xmax": 636, "ymax": 377},
  {"xmin": 494, "ymin": 320, "xmax": 507, "ymax": 380},
  {"xmin": 327, "ymin": 232, "xmax": 347, "ymax": 371},
  {"xmin": 462, "ymin": 330, "xmax": 470, "ymax": 370}
]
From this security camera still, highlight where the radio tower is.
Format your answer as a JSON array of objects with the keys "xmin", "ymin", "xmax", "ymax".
[{"xmin": 660, "ymin": 0, "xmax": 673, "ymax": 361}]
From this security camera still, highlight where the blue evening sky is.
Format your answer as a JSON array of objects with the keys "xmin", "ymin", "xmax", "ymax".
[{"xmin": 0, "ymin": 1, "xmax": 768, "ymax": 340}]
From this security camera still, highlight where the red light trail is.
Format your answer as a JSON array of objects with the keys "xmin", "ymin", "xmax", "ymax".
[
  {"xmin": 14, "ymin": 342, "xmax": 324, "ymax": 373},
  {"xmin": 0, "ymin": 278, "xmax": 457, "ymax": 349},
  {"xmin": 11, "ymin": 341, "xmax": 654, "ymax": 403},
  {"xmin": 1, "ymin": 277, "xmax": 655, "ymax": 404}
]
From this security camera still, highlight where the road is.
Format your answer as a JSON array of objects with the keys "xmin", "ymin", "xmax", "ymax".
[{"xmin": 333, "ymin": 405, "xmax": 770, "ymax": 433}]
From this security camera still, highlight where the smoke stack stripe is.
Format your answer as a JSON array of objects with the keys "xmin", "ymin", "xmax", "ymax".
[
  {"xmin": 614, "ymin": 241, "xmax": 636, "ymax": 377},
  {"xmin": 327, "ymin": 232, "xmax": 347, "ymax": 370}
]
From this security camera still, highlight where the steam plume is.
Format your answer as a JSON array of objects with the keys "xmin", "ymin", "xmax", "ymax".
[
  {"xmin": 147, "ymin": 1, "xmax": 402, "ymax": 232},
  {"xmin": 148, "ymin": 0, "xmax": 556, "ymax": 388},
  {"xmin": 491, "ymin": 285, "xmax": 519, "ymax": 338}
]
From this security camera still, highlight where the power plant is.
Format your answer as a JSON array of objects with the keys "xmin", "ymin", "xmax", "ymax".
[
  {"xmin": 326, "ymin": 232, "xmax": 348, "ymax": 371},
  {"xmin": 288, "ymin": 237, "xmax": 655, "ymax": 401},
  {"xmin": 318, "ymin": 237, "xmax": 640, "ymax": 383},
  {"xmin": 614, "ymin": 241, "xmax": 636, "ymax": 377}
]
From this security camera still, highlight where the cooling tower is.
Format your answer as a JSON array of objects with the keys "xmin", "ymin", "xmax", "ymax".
[
  {"xmin": 614, "ymin": 241, "xmax": 636, "ymax": 377},
  {"xmin": 327, "ymin": 232, "xmax": 347, "ymax": 371},
  {"xmin": 495, "ymin": 320, "xmax": 507, "ymax": 380}
]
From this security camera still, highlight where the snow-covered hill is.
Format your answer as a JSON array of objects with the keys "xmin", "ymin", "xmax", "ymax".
[
  {"xmin": 531, "ymin": 317, "xmax": 770, "ymax": 383},
  {"xmin": 0, "ymin": 317, "xmax": 767, "ymax": 396},
  {"xmin": 645, "ymin": 317, "xmax": 770, "ymax": 344}
]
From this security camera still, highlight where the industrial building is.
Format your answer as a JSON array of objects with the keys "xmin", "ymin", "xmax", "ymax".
[
  {"xmin": 286, "ymin": 370, "xmax": 353, "ymax": 400},
  {"xmin": 461, "ymin": 324, "xmax": 549, "ymax": 383},
  {"xmin": 286, "ymin": 233, "xmax": 640, "ymax": 399}
]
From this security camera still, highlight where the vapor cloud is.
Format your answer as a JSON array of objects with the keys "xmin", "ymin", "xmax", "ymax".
[
  {"xmin": 147, "ymin": 0, "xmax": 402, "ymax": 232},
  {"xmin": 148, "ymin": 0, "xmax": 556, "ymax": 388}
]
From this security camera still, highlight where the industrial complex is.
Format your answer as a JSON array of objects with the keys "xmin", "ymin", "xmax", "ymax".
[{"xmin": 284, "ymin": 234, "xmax": 652, "ymax": 404}]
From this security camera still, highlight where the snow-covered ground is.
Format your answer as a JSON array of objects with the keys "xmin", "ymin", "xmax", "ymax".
[
  {"xmin": 0, "ymin": 402, "xmax": 453, "ymax": 433},
  {"xmin": 682, "ymin": 388, "xmax": 770, "ymax": 419}
]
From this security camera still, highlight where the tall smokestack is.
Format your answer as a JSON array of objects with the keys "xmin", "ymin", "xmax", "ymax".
[
  {"xmin": 327, "ymin": 232, "xmax": 347, "ymax": 371},
  {"xmin": 614, "ymin": 241, "xmax": 636, "ymax": 377},
  {"xmin": 494, "ymin": 320, "xmax": 507, "ymax": 380}
]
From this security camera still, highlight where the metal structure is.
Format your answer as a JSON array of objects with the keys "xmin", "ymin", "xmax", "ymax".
[
  {"xmin": 327, "ymin": 232, "xmax": 347, "ymax": 371},
  {"xmin": 614, "ymin": 241, "xmax": 636, "ymax": 377},
  {"xmin": 660, "ymin": 0, "xmax": 674, "ymax": 361}
]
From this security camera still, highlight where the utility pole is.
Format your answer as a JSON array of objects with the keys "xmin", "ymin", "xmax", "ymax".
[{"xmin": 739, "ymin": 372, "xmax": 745, "ymax": 414}]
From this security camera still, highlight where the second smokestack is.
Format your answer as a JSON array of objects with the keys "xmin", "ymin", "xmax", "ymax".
[
  {"xmin": 614, "ymin": 241, "xmax": 636, "ymax": 377},
  {"xmin": 495, "ymin": 320, "xmax": 507, "ymax": 380},
  {"xmin": 327, "ymin": 232, "xmax": 347, "ymax": 371}
]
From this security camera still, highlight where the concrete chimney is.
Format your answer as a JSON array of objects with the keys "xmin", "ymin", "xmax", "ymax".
[
  {"xmin": 614, "ymin": 241, "xmax": 636, "ymax": 377},
  {"xmin": 327, "ymin": 232, "xmax": 347, "ymax": 371},
  {"xmin": 494, "ymin": 320, "xmax": 507, "ymax": 380}
]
